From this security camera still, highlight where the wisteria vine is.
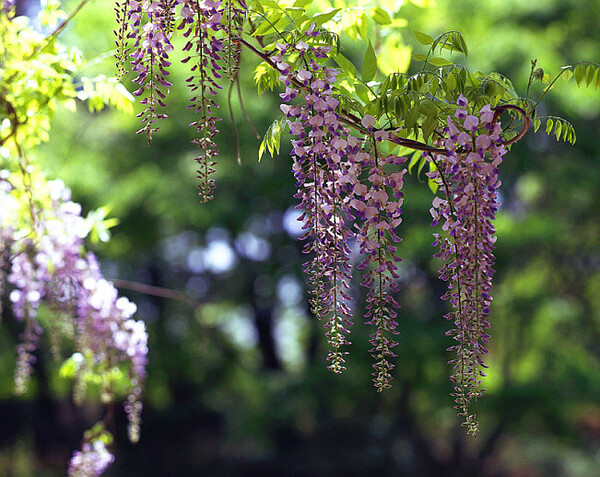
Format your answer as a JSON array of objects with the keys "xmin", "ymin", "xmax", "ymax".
[
  {"xmin": 108, "ymin": 0, "xmax": 588, "ymax": 440},
  {"xmin": 1, "ymin": 172, "xmax": 147, "ymax": 474},
  {"xmin": 8, "ymin": 0, "xmax": 597, "ymax": 473},
  {"xmin": 427, "ymin": 96, "xmax": 506, "ymax": 433}
]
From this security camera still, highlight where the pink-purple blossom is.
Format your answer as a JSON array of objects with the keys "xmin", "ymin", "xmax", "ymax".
[
  {"xmin": 428, "ymin": 99, "xmax": 506, "ymax": 435},
  {"xmin": 2, "ymin": 174, "xmax": 147, "ymax": 451}
]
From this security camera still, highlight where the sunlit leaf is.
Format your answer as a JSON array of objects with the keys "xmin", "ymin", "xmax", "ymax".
[
  {"xmin": 573, "ymin": 63, "xmax": 585, "ymax": 86},
  {"xmin": 334, "ymin": 53, "xmax": 358, "ymax": 78},
  {"xmin": 361, "ymin": 39, "xmax": 377, "ymax": 82},
  {"xmin": 413, "ymin": 30, "xmax": 433, "ymax": 46},
  {"xmin": 370, "ymin": 7, "xmax": 391, "ymax": 25}
]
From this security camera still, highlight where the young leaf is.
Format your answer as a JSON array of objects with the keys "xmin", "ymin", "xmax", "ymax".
[
  {"xmin": 428, "ymin": 162, "xmax": 438, "ymax": 194},
  {"xmin": 413, "ymin": 30, "xmax": 433, "ymax": 46},
  {"xmin": 370, "ymin": 7, "xmax": 391, "ymax": 25},
  {"xmin": 253, "ymin": 12, "xmax": 283, "ymax": 36},
  {"xmin": 307, "ymin": 8, "xmax": 340, "ymax": 27},
  {"xmin": 428, "ymin": 57, "xmax": 453, "ymax": 67},
  {"xmin": 554, "ymin": 119, "xmax": 562, "ymax": 141},
  {"xmin": 408, "ymin": 149, "xmax": 422, "ymax": 174},
  {"xmin": 585, "ymin": 65, "xmax": 595, "ymax": 87},
  {"xmin": 362, "ymin": 39, "xmax": 377, "ymax": 83},
  {"xmin": 412, "ymin": 53, "xmax": 429, "ymax": 62},
  {"xmin": 259, "ymin": 116, "xmax": 286, "ymax": 161},
  {"xmin": 334, "ymin": 53, "xmax": 359, "ymax": 78},
  {"xmin": 573, "ymin": 63, "xmax": 585, "ymax": 86}
]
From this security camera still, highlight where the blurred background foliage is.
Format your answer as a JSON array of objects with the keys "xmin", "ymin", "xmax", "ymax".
[{"xmin": 2, "ymin": 0, "xmax": 600, "ymax": 475}]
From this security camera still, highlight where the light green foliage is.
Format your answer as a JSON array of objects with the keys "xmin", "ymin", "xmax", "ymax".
[
  {"xmin": 0, "ymin": 4, "xmax": 133, "ymax": 159},
  {"xmin": 0, "ymin": 1, "xmax": 135, "ymax": 466},
  {"xmin": 259, "ymin": 116, "xmax": 287, "ymax": 161}
]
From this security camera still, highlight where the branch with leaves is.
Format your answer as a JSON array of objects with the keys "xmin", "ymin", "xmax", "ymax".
[{"xmin": 113, "ymin": 0, "xmax": 597, "ymax": 448}]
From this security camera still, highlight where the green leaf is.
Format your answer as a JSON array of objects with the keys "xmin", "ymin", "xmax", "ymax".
[
  {"xmin": 417, "ymin": 151, "xmax": 428, "ymax": 176},
  {"xmin": 554, "ymin": 120, "xmax": 562, "ymax": 141},
  {"xmin": 431, "ymin": 31, "xmax": 468, "ymax": 57},
  {"xmin": 361, "ymin": 39, "xmax": 377, "ymax": 83},
  {"xmin": 334, "ymin": 53, "xmax": 358, "ymax": 78},
  {"xmin": 405, "ymin": 103, "xmax": 420, "ymax": 129},
  {"xmin": 585, "ymin": 65, "xmax": 595, "ymax": 87},
  {"xmin": 428, "ymin": 57, "xmax": 453, "ymax": 67},
  {"xmin": 422, "ymin": 114, "xmax": 437, "ymax": 142},
  {"xmin": 561, "ymin": 68, "xmax": 573, "ymax": 83},
  {"xmin": 370, "ymin": 7, "xmax": 391, "ymax": 25},
  {"xmin": 573, "ymin": 63, "xmax": 585, "ymax": 86},
  {"xmin": 545, "ymin": 118, "xmax": 553, "ymax": 134},
  {"xmin": 459, "ymin": 35, "xmax": 469, "ymax": 57},
  {"xmin": 594, "ymin": 68, "xmax": 600, "ymax": 89},
  {"xmin": 428, "ymin": 162, "xmax": 439, "ymax": 194},
  {"xmin": 293, "ymin": 0, "xmax": 312, "ymax": 7},
  {"xmin": 354, "ymin": 81, "xmax": 371, "ymax": 103},
  {"xmin": 254, "ymin": 62, "xmax": 281, "ymax": 95},
  {"xmin": 285, "ymin": 7, "xmax": 307, "ymax": 21},
  {"xmin": 408, "ymin": 149, "xmax": 422, "ymax": 174},
  {"xmin": 253, "ymin": 13, "xmax": 283, "ymax": 36},
  {"xmin": 259, "ymin": 116, "xmax": 286, "ymax": 161},
  {"xmin": 413, "ymin": 30, "xmax": 433, "ymax": 46},
  {"xmin": 446, "ymin": 72, "xmax": 456, "ymax": 92},
  {"xmin": 412, "ymin": 54, "xmax": 429, "ymax": 62},
  {"xmin": 533, "ymin": 118, "xmax": 541, "ymax": 132},
  {"xmin": 308, "ymin": 8, "xmax": 340, "ymax": 27}
]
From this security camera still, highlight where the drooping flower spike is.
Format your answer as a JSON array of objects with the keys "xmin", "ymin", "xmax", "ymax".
[
  {"xmin": 277, "ymin": 38, "xmax": 355, "ymax": 374},
  {"xmin": 277, "ymin": 34, "xmax": 408, "ymax": 388},
  {"xmin": 428, "ymin": 96, "xmax": 506, "ymax": 434}
]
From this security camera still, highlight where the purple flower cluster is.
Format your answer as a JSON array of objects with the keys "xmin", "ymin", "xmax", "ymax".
[
  {"xmin": 276, "ymin": 34, "xmax": 408, "ymax": 384},
  {"xmin": 68, "ymin": 439, "xmax": 115, "ymax": 477},
  {"xmin": 276, "ymin": 37, "xmax": 355, "ymax": 373},
  {"xmin": 180, "ymin": 0, "xmax": 226, "ymax": 202},
  {"xmin": 428, "ymin": 95, "xmax": 506, "ymax": 434},
  {"xmin": 127, "ymin": 0, "xmax": 178, "ymax": 143},
  {"xmin": 117, "ymin": 0, "xmax": 247, "ymax": 201},
  {"xmin": 352, "ymin": 119, "xmax": 407, "ymax": 390},
  {"xmin": 1, "ymin": 173, "xmax": 147, "ymax": 451}
]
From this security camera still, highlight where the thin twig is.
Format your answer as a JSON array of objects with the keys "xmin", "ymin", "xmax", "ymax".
[
  {"xmin": 237, "ymin": 77, "xmax": 261, "ymax": 139},
  {"xmin": 492, "ymin": 104, "xmax": 529, "ymax": 146},
  {"xmin": 110, "ymin": 278, "xmax": 201, "ymax": 310},
  {"xmin": 27, "ymin": 0, "xmax": 93, "ymax": 61},
  {"xmin": 227, "ymin": 78, "xmax": 242, "ymax": 165}
]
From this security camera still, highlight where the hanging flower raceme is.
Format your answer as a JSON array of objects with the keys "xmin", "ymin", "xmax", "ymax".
[
  {"xmin": 351, "ymin": 118, "xmax": 406, "ymax": 390},
  {"xmin": 276, "ymin": 37, "xmax": 355, "ymax": 373},
  {"xmin": 120, "ymin": 0, "xmax": 178, "ymax": 143},
  {"xmin": 179, "ymin": 0, "xmax": 227, "ymax": 202},
  {"xmin": 428, "ymin": 96, "xmax": 506, "ymax": 434},
  {"xmin": 222, "ymin": 0, "xmax": 246, "ymax": 78},
  {"xmin": 1, "ymin": 172, "xmax": 147, "ymax": 472}
]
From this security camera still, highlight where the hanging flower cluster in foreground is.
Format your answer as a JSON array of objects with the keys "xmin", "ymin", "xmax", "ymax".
[
  {"xmin": 0, "ymin": 171, "xmax": 147, "ymax": 474},
  {"xmin": 274, "ymin": 33, "xmax": 408, "ymax": 389},
  {"xmin": 428, "ymin": 96, "xmax": 506, "ymax": 433},
  {"xmin": 114, "ymin": 0, "xmax": 550, "ymax": 437}
]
